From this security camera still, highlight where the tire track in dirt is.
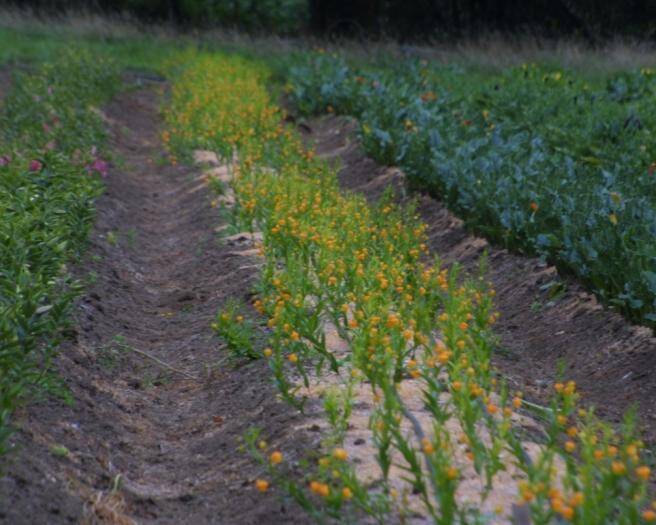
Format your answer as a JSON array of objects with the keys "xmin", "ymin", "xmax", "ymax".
[
  {"xmin": 304, "ymin": 114, "xmax": 656, "ymax": 444},
  {"xmin": 0, "ymin": 85, "xmax": 312, "ymax": 524}
]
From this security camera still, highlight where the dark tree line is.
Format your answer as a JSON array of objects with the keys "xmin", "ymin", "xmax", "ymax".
[
  {"xmin": 3, "ymin": 0, "xmax": 655, "ymax": 41},
  {"xmin": 308, "ymin": 0, "xmax": 656, "ymax": 42},
  {"xmin": 1, "ymin": 0, "xmax": 309, "ymax": 33}
]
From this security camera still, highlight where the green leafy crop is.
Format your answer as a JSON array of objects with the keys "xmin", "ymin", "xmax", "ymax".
[
  {"xmin": 0, "ymin": 49, "xmax": 119, "ymax": 456},
  {"xmin": 285, "ymin": 53, "xmax": 656, "ymax": 326}
]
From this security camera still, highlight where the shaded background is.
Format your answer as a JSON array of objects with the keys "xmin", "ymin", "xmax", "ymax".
[{"xmin": 2, "ymin": 0, "xmax": 655, "ymax": 42}]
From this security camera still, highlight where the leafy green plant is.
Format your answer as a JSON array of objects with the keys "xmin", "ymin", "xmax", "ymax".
[
  {"xmin": 285, "ymin": 54, "xmax": 656, "ymax": 327},
  {"xmin": 0, "ymin": 49, "xmax": 119, "ymax": 457},
  {"xmin": 212, "ymin": 299, "xmax": 259, "ymax": 360}
]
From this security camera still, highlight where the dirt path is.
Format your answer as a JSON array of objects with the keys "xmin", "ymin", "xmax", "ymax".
[
  {"xmin": 0, "ymin": 86, "xmax": 312, "ymax": 524},
  {"xmin": 305, "ymin": 115, "xmax": 656, "ymax": 444}
]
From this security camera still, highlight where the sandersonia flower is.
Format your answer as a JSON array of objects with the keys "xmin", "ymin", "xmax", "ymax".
[
  {"xmin": 29, "ymin": 160, "xmax": 43, "ymax": 172},
  {"xmin": 88, "ymin": 158, "xmax": 109, "ymax": 177},
  {"xmin": 0, "ymin": 155, "xmax": 10, "ymax": 167}
]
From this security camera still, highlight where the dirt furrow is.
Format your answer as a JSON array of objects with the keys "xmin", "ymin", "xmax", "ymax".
[{"xmin": 0, "ymin": 85, "xmax": 311, "ymax": 524}]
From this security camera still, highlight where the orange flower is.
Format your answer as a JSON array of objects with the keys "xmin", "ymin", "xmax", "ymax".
[
  {"xmin": 310, "ymin": 481, "xmax": 330, "ymax": 497},
  {"xmin": 421, "ymin": 438, "xmax": 434, "ymax": 454},
  {"xmin": 420, "ymin": 91, "xmax": 437, "ymax": 102},
  {"xmin": 611, "ymin": 461, "xmax": 626, "ymax": 475},
  {"xmin": 255, "ymin": 479, "xmax": 269, "ymax": 492},
  {"xmin": 270, "ymin": 451, "xmax": 283, "ymax": 465},
  {"xmin": 636, "ymin": 466, "xmax": 651, "ymax": 481}
]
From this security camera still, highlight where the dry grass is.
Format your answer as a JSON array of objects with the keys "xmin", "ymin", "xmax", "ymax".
[
  {"xmin": 1, "ymin": 7, "xmax": 655, "ymax": 76},
  {"xmin": 408, "ymin": 35, "xmax": 656, "ymax": 74},
  {"xmin": 0, "ymin": 6, "xmax": 153, "ymax": 39},
  {"xmin": 82, "ymin": 489, "xmax": 136, "ymax": 525}
]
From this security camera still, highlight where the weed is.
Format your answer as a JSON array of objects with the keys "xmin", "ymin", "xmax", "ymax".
[
  {"xmin": 105, "ymin": 231, "xmax": 118, "ymax": 246},
  {"xmin": 49, "ymin": 444, "xmax": 70, "ymax": 458},
  {"xmin": 124, "ymin": 228, "xmax": 138, "ymax": 249}
]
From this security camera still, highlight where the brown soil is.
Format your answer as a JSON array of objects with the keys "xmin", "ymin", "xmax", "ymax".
[
  {"xmin": 0, "ymin": 85, "xmax": 314, "ymax": 524},
  {"xmin": 304, "ymin": 114, "xmax": 656, "ymax": 444}
]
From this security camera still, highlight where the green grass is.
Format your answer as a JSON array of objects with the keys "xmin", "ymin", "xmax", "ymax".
[{"xmin": 0, "ymin": 26, "xmax": 178, "ymax": 72}]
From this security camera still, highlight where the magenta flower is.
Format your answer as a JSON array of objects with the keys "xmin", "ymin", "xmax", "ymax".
[
  {"xmin": 0, "ymin": 155, "xmax": 10, "ymax": 167},
  {"xmin": 88, "ymin": 158, "xmax": 109, "ymax": 177},
  {"xmin": 29, "ymin": 160, "xmax": 43, "ymax": 172}
]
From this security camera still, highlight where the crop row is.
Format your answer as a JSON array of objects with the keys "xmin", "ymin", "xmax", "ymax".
[
  {"xmin": 0, "ymin": 50, "xmax": 118, "ymax": 456},
  {"xmin": 284, "ymin": 53, "xmax": 656, "ymax": 327},
  {"xmin": 166, "ymin": 52, "xmax": 655, "ymax": 524}
]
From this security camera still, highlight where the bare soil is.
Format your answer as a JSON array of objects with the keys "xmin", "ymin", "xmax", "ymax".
[
  {"xmin": 304, "ymin": 114, "xmax": 656, "ymax": 445},
  {"xmin": 0, "ymin": 85, "xmax": 313, "ymax": 524}
]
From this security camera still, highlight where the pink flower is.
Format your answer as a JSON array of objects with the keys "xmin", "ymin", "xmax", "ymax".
[
  {"xmin": 29, "ymin": 160, "xmax": 43, "ymax": 172},
  {"xmin": 88, "ymin": 158, "xmax": 109, "ymax": 177},
  {"xmin": 0, "ymin": 155, "xmax": 10, "ymax": 167},
  {"xmin": 42, "ymin": 122, "xmax": 51, "ymax": 134},
  {"xmin": 45, "ymin": 141, "xmax": 57, "ymax": 151}
]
